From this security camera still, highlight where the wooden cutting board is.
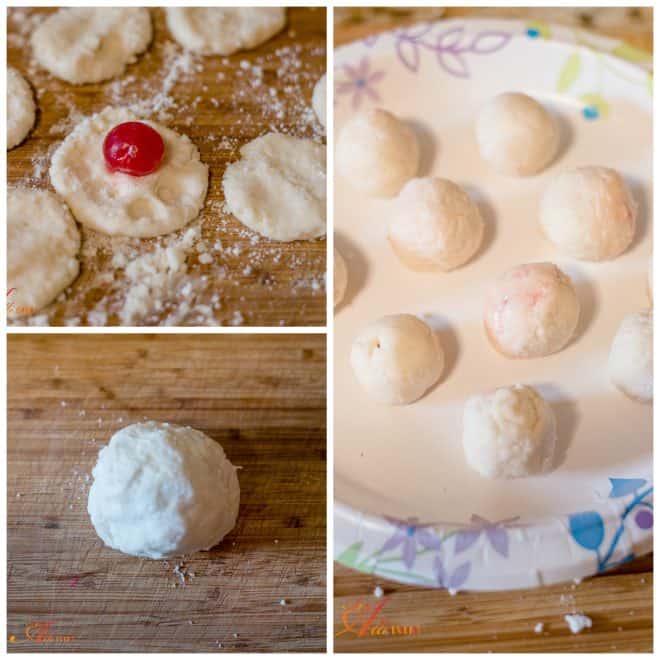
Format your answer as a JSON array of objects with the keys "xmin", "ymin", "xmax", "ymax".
[
  {"xmin": 7, "ymin": 334, "xmax": 326, "ymax": 652},
  {"xmin": 7, "ymin": 7, "xmax": 327, "ymax": 327}
]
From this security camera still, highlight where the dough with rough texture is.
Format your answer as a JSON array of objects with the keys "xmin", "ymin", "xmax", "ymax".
[
  {"xmin": 463, "ymin": 385, "xmax": 557, "ymax": 479},
  {"xmin": 337, "ymin": 108, "xmax": 419, "ymax": 197},
  {"xmin": 223, "ymin": 132, "xmax": 326, "ymax": 241},
  {"xmin": 8, "ymin": 188, "xmax": 80, "ymax": 319},
  {"xmin": 350, "ymin": 314, "xmax": 444, "ymax": 405},
  {"xmin": 334, "ymin": 247, "xmax": 347, "ymax": 308},
  {"xmin": 7, "ymin": 68, "xmax": 36, "ymax": 150},
  {"xmin": 50, "ymin": 107, "xmax": 208, "ymax": 238},
  {"xmin": 166, "ymin": 7, "xmax": 285, "ymax": 55},
  {"xmin": 312, "ymin": 74, "xmax": 326, "ymax": 129},
  {"xmin": 540, "ymin": 166, "xmax": 637, "ymax": 261},
  {"xmin": 88, "ymin": 421, "xmax": 240, "ymax": 559},
  {"xmin": 31, "ymin": 8, "xmax": 152, "ymax": 84},
  {"xmin": 475, "ymin": 92, "xmax": 559, "ymax": 176},
  {"xmin": 388, "ymin": 177, "xmax": 484, "ymax": 271},
  {"xmin": 484, "ymin": 262, "xmax": 580, "ymax": 358},
  {"xmin": 608, "ymin": 311, "xmax": 653, "ymax": 402}
]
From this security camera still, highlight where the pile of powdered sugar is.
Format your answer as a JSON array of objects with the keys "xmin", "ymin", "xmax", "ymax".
[{"xmin": 8, "ymin": 8, "xmax": 326, "ymax": 327}]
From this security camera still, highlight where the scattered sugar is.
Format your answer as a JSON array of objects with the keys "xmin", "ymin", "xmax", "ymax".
[
  {"xmin": 373, "ymin": 586, "xmax": 384, "ymax": 599},
  {"xmin": 533, "ymin": 622, "xmax": 544, "ymax": 634},
  {"xmin": 564, "ymin": 613, "xmax": 592, "ymax": 634}
]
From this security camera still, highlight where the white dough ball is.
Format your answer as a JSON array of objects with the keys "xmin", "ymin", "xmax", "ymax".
[
  {"xmin": 313, "ymin": 74, "xmax": 326, "ymax": 130},
  {"xmin": 540, "ymin": 166, "xmax": 637, "ymax": 261},
  {"xmin": 336, "ymin": 108, "xmax": 419, "ymax": 198},
  {"xmin": 31, "ymin": 8, "xmax": 152, "ymax": 84},
  {"xmin": 7, "ymin": 68, "xmax": 36, "ymax": 150},
  {"xmin": 350, "ymin": 314, "xmax": 444, "ymax": 405},
  {"xmin": 334, "ymin": 247, "xmax": 348, "ymax": 308},
  {"xmin": 88, "ymin": 421, "xmax": 240, "ymax": 559},
  {"xmin": 475, "ymin": 92, "xmax": 559, "ymax": 176},
  {"xmin": 165, "ymin": 7, "xmax": 285, "ymax": 55},
  {"xmin": 484, "ymin": 262, "xmax": 580, "ymax": 358},
  {"xmin": 388, "ymin": 177, "xmax": 484, "ymax": 271},
  {"xmin": 608, "ymin": 311, "xmax": 653, "ymax": 402},
  {"xmin": 463, "ymin": 385, "xmax": 557, "ymax": 479}
]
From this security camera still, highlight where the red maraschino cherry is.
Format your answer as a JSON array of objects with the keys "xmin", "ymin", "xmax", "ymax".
[{"xmin": 103, "ymin": 121, "xmax": 165, "ymax": 176}]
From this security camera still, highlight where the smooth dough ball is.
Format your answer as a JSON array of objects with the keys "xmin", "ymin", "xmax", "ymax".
[
  {"xmin": 8, "ymin": 188, "xmax": 80, "ymax": 319},
  {"xmin": 463, "ymin": 385, "xmax": 557, "ymax": 479},
  {"xmin": 336, "ymin": 108, "xmax": 419, "ymax": 198},
  {"xmin": 334, "ymin": 247, "xmax": 347, "ymax": 308},
  {"xmin": 540, "ymin": 167, "xmax": 637, "ymax": 261},
  {"xmin": 223, "ymin": 132, "xmax": 326, "ymax": 241},
  {"xmin": 50, "ymin": 107, "xmax": 208, "ymax": 238},
  {"xmin": 166, "ymin": 7, "xmax": 285, "ymax": 55},
  {"xmin": 88, "ymin": 421, "xmax": 240, "ymax": 559},
  {"xmin": 608, "ymin": 311, "xmax": 653, "ymax": 402},
  {"xmin": 350, "ymin": 314, "xmax": 444, "ymax": 405},
  {"xmin": 31, "ymin": 8, "xmax": 152, "ymax": 84},
  {"xmin": 7, "ymin": 68, "xmax": 36, "ymax": 150},
  {"xmin": 476, "ymin": 92, "xmax": 559, "ymax": 176},
  {"xmin": 388, "ymin": 177, "xmax": 484, "ymax": 271},
  {"xmin": 484, "ymin": 262, "xmax": 580, "ymax": 358},
  {"xmin": 312, "ymin": 74, "xmax": 326, "ymax": 129}
]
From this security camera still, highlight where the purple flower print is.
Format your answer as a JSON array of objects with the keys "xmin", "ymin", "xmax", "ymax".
[
  {"xmin": 381, "ymin": 517, "xmax": 442, "ymax": 569},
  {"xmin": 433, "ymin": 555, "xmax": 471, "ymax": 591},
  {"xmin": 454, "ymin": 514, "xmax": 521, "ymax": 558},
  {"xmin": 335, "ymin": 57, "xmax": 385, "ymax": 109},
  {"xmin": 391, "ymin": 24, "xmax": 512, "ymax": 77}
]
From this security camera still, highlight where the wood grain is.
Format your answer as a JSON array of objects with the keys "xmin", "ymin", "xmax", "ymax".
[
  {"xmin": 8, "ymin": 7, "xmax": 327, "ymax": 327},
  {"xmin": 334, "ymin": 558, "xmax": 652, "ymax": 652},
  {"xmin": 8, "ymin": 334, "xmax": 326, "ymax": 652},
  {"xmin": 333, "ymin": 8, "xmax": 652, "ymax": 653}
]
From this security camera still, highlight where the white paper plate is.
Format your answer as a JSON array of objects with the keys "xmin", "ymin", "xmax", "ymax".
[{"xmin": 334, "ymin": 19, "xmax": 653, "ymax": 591}]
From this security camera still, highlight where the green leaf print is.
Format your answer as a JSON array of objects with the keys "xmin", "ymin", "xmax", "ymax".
[
  {"xmin": 613, "ymin": 42, "xmax": 652, "ymax": 66},
  {"xmin": 557, "ymin": 52, "xmax": 581, "ymax": 92},
  {"xmin": 337, "ymin": 541, "xmax": 363, "ymax": 567}
]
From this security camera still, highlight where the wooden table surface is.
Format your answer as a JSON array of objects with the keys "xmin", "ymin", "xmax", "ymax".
[
  {"xmin": 8, "ymin": 334, "xmax": 326, "ymax": 652},
  {"xmin": 334, "ymin": 557, "xmax": 652, "ymax": 652},
  {"xmin": 8, "ymin": 7, "xmax": 326, "ymax": 327},
  {"xmin": 333, "ymin": 9, "xmax": 653, "ymax": 653}
]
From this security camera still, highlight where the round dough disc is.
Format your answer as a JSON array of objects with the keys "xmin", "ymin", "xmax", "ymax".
[
  {"xmin": 222, "ymin": 132, "xmax": 326, "ymax": 242},
  {"xmin": 88, "ymin": 421, "xmax": 240, "ymax": 559},
  {"xmin": 165, "ymin": 7, "xmax": 286, "ymax": 55},
  {"xmin": 7, "ymin": 68, "xmax": 36, "ymax": 150},
  {"xmin": 8, "ymin": 188, "xmax": 80, "ymax": 318},
  {"xmin": 313, "ymin": 74, "xmax": 326, "ymax": 129},
  {"xmin": 31, "ymin": 8, "xmax": 152, "ymax": 84},
  {"xmin": 50, "ymin": 107, "xmax": 209, "ymax": 238}
]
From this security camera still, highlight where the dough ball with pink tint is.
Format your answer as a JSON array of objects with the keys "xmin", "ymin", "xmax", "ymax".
[
  {"xmin": 388, "ymin": 177, "xmax": 484, "ymax": 272},
  {"xmin": 336, "ymin": 108, "xmax": 419, "ymax": 198},
  {"xmin": 350, "ymin": 314, "xmax": 444, "ymax": 405},
  {"xmin": 475, "ymin": 92, "xmax": 559, "ymax": 176},
  {"xmin": 540, "ymin": 166, "xmax": 637, "ymax": 261},
  {"xmin": 484, "ymin": 262, "xmax": 580, "ymax": 359}
]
